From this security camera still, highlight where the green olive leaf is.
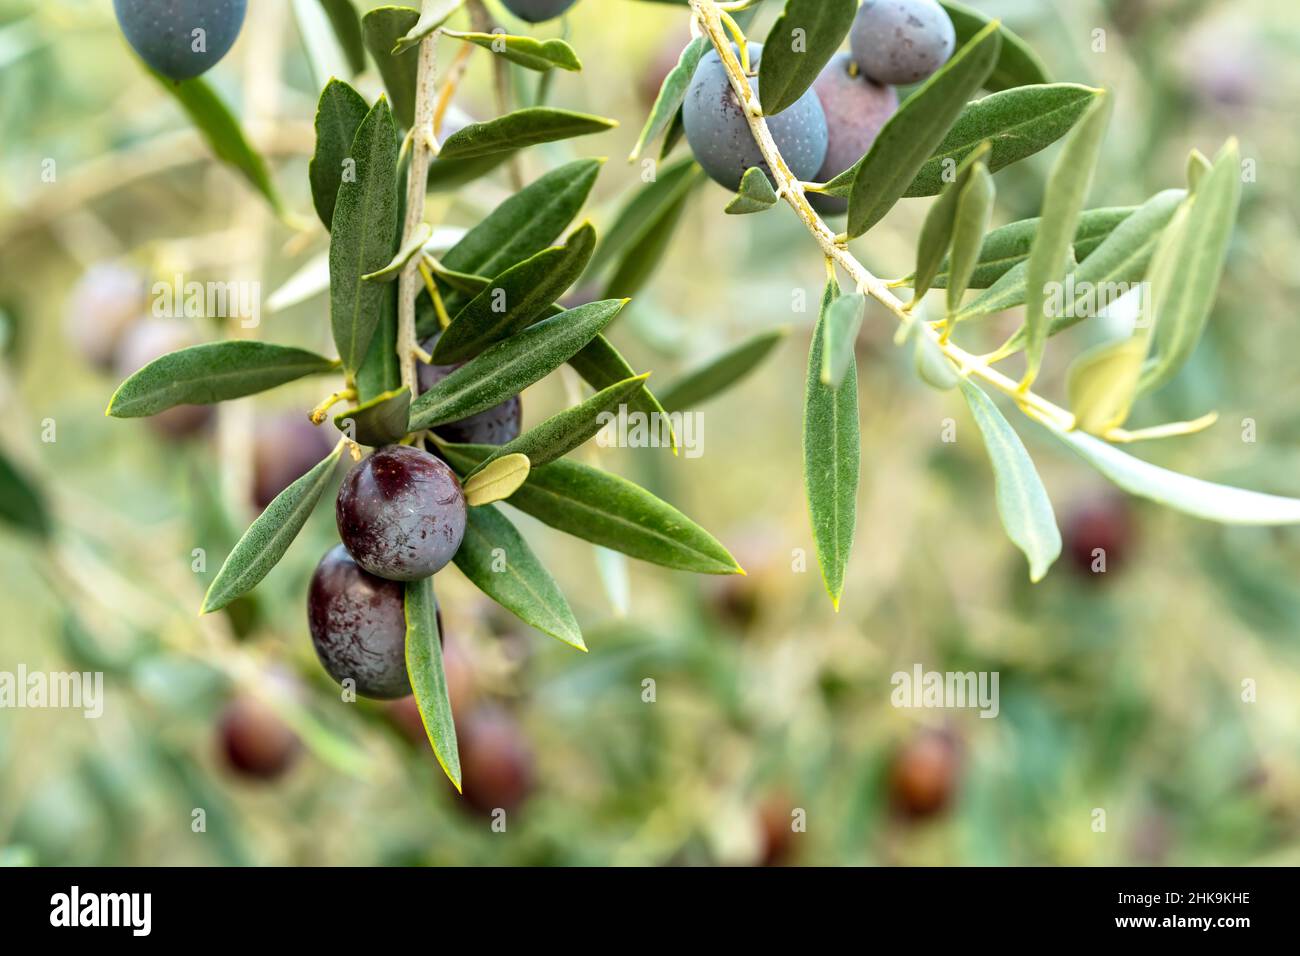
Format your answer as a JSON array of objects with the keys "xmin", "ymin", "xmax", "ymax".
[
  {"xmin": 393, "ymin": 0, "xmax": 465, "ymax": 54},
  {"xmin": 804, "ymin": 280, "xmax": 860, "ymax": 609},
  {"xmin": 355, "ymin": 282, "xmax": 401, "ymax": 402},
  {"xmin": 440, "ymin": 444, "xmax": 743, "ymax": 575},
  {"xmin": 433, "ymin": 222, "xmax": 597, "ymax": 362},
  {"xmin": 959, "ymin": 381, "xmax": 1061, "ymax": 582},
  {"xmin": 912, "ymin": 140, "xmax": 991, "ymax": 303},
  {"xmin": 329, "ymin": 96, "xmax": 401, "ymax": 376},
  {"xmin": 333, "ymin": 387, "xmax": 411, "ymax": 446},
  {"xmin": 405, "ymin": 577, "xmax": 461, "ymax": 790},
  {"xmin": 201, "ymin": 443, "xmax": 343, "ymax": 614},
  {"xmin": 725, "ymin": 166, "xmax": 780, "ymax": 215},
  {"xmin": 946, "ymin": 161, "xmax": 996, "ymax": 314},
  {"xmin": 845, "ymin": 22, "xmax": 1001, "ymax": 238},
  {"xmin": 940, "ymin": 0, "xmax": 1051, "ymax": 91},
  {"xmin": 438, "ymin": 108, "xmax": 617, "ymax": 161},
  {"xmin": 361, "ymin": 6, "xmax": 421, "ymax": 128},
  {"xmin": 442, "ymin": 29, "xmax": 581, "ymax": 72},
  {"xmin": 821, "ymin": 292, "xmax": 865, "ymax": 388},
  {"xmin": 462, "ymin": 453, "xmax": 531, "ymax": 506},
  {"xmin": 317, "ymin": 0, "xmax": 367, "ymax": 75},
  {"xmin": 408, "ymin": 299, "xmax": 627, "ymax": 431},
  {"xmin": 630, "ymin": 36, "xmax": 708, "ymax": 161},
  {"xmin": 758, "ymin": 0, "xmax": 857, "ymax": 116},
  {"xmin": 107, "ymin": 342, "xmax": 338, "ymax": 418},
  {"xmin": 453, "ymin": 504, "xmax": 585, "ymax": 650},
  {"xmin": 309, "ymin": 78, "xmax": 369, "ymax": 230},
  {"xmin": 657, "ymin": 328, "xmax": 787, "ymax": 412},
  {"xmin": 569, "ymin": 336, "xmax": 677, "ymax": 452},
  {"xmin": 1022, "ymin": 90, "xmax": 1112, "ymax": 388},
  {"xmin": 1139, "ymin": 139, "xmax": 1242, "ymax": 395}
]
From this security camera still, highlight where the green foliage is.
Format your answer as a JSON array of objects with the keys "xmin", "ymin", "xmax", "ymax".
[
  {"xmin": 939, "ymin": 0, "xmax": 1051, "ymax": 91},
  {"xmin": 334, "ymin": 388, "xmax": 411, "ymax": 446},
  {"xmin": 309, "ymin": 79, "xmax": 369, "ymax": 230},
  {"xmin": 107, "ymin": 342, "xmax": 338, "ymax": 417},
  {"xmin": 202, "ymin": 444, "xmax": 344, "ymax": 614},
  {"xmin": 803, "ymin": 281, "xmax": 860, "ymax": 609},
  {"xmin": 442, "ymin": 29, "xmax": 581, "ymax": 72},
  {"xmin": 0, "ymin": 448, "xmax": 51, "ymax": 540},
  {"xmin": 658, "ymin": 329, "xmax": 787, "ymax": 412},
  {"xmin": 725, "ymin": 166, "xmax": 779, "ymax": 215},
  {"xmin": 361, "ymin": 6, "xmax": 421, "ymax": 127},
  {"xmin": 328, "ymin": 96, "xmax": 401, "ymax": 377},
  {"xmin": 404, "ymin": 577, "xmax": 461, "ymax": 789},
  {"xmin": 438, "ymin": 108, "xmax": 617, "ymax": 160},
  {"xmin": 630, "ymin": 36, "xmax": 708, "ymax": 160},
  {"xmin": 317, "ymin": 0, "xmax": 367, "ymax": 75},
  {"xmin": 759, "ymin": 0, "xmax": 857, "ymax": 116}
]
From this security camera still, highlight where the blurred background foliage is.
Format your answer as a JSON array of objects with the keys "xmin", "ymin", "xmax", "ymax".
[{"xmin": 1, "ymin": 0, "xmax": 1299, "ymax": 866}]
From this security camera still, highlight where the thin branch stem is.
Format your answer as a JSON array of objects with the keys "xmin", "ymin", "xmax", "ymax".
[
  {"xmin": 687, "ymin": 0, "xmax": 1076, "ymax": 432},
  {"xmin": 397, "ymin": 35, "xmax": 442, "ymax": 398}
]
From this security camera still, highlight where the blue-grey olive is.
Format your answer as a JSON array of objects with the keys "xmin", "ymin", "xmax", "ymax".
[
  {"xmin": 500, "ymin": 0, "xmax": 578, "ymax": 24},
  {"xmin": 113, "ymin": 0, "xmax": 248, "ymax": 82},
  {"xmin": 683, "ymin": 43, "xmax": 829, "ymax": 192},
  {"xmin": 849, "ymin": 0, "xmax": 956, "ymax": 86}
]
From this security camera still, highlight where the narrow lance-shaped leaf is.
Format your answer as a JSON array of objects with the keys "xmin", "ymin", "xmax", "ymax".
[
  {"xmin": 569, "ymin": 336, "xmax": 677, "ymax": 450},
  {"xmin": 438, "ymin": 108, "xmax": 617, "ymax": 161},
  {"xmin": 587, "ymin": 158, "xmax": 701, "ymax": 280},
  {"xmin": 1039, "ymin": 421, "xmax": 1300, "ymax": 525},
  {"xmin": 1139, "ymin": 139, "xmax": 1242, "ymax": 395},
  {"xmin": 355, "ymin": 281, "xmax": 401, "ymax": 401},
  {"xmin": 467, "ymin": 373, "xmax": 652, "ymax": 478},
  {"xmin": 409, "ymin": 299, "xmax": 627, "ymax": 431},
  {"xmin": 912, "ymin": 141, "xmax": 991, "ymax": 303},
  {"xmin": 1186, "ymin": 148, "xmax": 1212, "ymax": 192},
  {"xmin": 846, "ymin": 22, "xmax": 1001, "ymax": 238},
  {"xmin": 630, "ymin": 37, "xmax": 707, "ymax": 161},
  {"xmin": 294, "ymin": 0, "xmax": 356, "ymax": 92},
  {"xmin": 361, "ymin": 7, "xmax": 420, "ymax": 127},
  {"xmin": 725, "ymin": 166, "xmax": 779, "ymax": 215},
  {"xmin": 0, "ymin": 448, "xmax": 51, "ymax": 539},
  {"xmin": 309, "ymin": 79, "xmax": 369, "ymax": 230},
  {"xmin": 405, "ymin": 577, "xmax": 461, "ymax": 789},
  {"xmin": 821, "ymin": 292, "xmax": 865, "ymax": 388},
  {"xmin": 149, "ymin": 72, "xmax": 284, "ymax": 215},
  {"xmin": 804, "ymin": 280, "xmax": 860, "ymax": 608},
  {"xmin": 1022, "ymin": 90, "xmax": 1112, "ymax": 388},
  {"xmin": 107, "ymin": 342, "xmax": 338, "ymax": 418},
  {"xmin": 329, "ymin": 96, "xmax": 401, "ymax": 376},
  {"xmin": 433, "ymin": 223, "xmax": 597, "ymax": 363},
  {"xmin": 1066, "ymin": 337, "xmax": 1146, "ymax": 437},
  {"xmin": 440, "ymin": 445, "xmax": 744, "ymax": 575},
  {"xmin": 201, "ymin": 443, "xmax": 343, "ymax": 613},
  {"xmin": 959, "ymin": 381, "xmax": 1061, "ymax": 582},
  {"xmin": 453, "ymin": 504, "xmax": 585, "ymax": 650},
  {"xmin": 364, "ymin": 222, "xmax": 433, "ymax": 282},
  {"xmin": 946, "ymin": 160, "xmax": 995, "ymax": 314},
  {"xmin": 940, "ymin": 0, "xmax": 1051, "ymax": 91},
  {"xmin": 462, "ymin": 454, "xmax": 531, "ymax": 506},
  {"xmin": 601, "ymin": 168, "xmax": 698, "ymax": 299},
  {"xmin": 759, "ymin": 0, "xmax": 857, "ymax": 116},
  {"xmin": 442, "ymin": 29, "xmax": 581, "ymax": 72},
  {"xmin": 658, "ymin": 328, "xmax": 787, "ymax": 412}
]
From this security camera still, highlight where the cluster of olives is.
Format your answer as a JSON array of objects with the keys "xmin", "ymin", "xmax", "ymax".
[
  {"xmin": 112, "ymin": 0, "xmax": 247, "ymax": 81},
  {"xmin": 682, "ymin": 0, "xmax": 956, "ymax": 215}
]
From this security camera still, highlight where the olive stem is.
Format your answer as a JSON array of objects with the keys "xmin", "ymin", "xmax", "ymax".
[
  {"xmin": 687, "ymin": 0, "xmax": 1076, "ymax": 433},
  {"xmin": 397, "ymin": 34, "xmax": 442, "ymax": 399}
]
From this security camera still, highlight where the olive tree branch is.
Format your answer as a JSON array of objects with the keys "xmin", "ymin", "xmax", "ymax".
[
  {"xmin": 397, "ymin": 34, "xmax": 442, "ymax": 398},
  {"xmin": 687, "ymin": 0, "xmax": 1075, "ymax": 432}
]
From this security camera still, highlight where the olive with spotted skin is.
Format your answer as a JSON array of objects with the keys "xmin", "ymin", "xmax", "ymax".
[
  {"xmin": 307, "ymin": 545, "xmax": 412, "ymax": 699},
  {"xmin": 501, "ymin": 0, "xmax": 577, "ymax": 24},
  {"xmin": 113, "ymin": 0, "xmax": 248, "ymax": 82},
  {"xmin": 336, "ymin": 445, "xmax": 467, "ymax": 581},
  {"xmin": 849, "ymin": 0, "xmax": 956, "ymax": 86},
  {"xmin": 683, "ymin": 43, "xmax": 829, "ymax": 192},
  {"xmin": 418, "ymin": 336, "xmax": 523, "ymax": 446},
  {"xmin": 809, "ymin": 53, "xmax": 899, "ymax": 216}
]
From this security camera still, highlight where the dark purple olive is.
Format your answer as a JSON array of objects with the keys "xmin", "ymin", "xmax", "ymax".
[
  {"xmin": 218, "ymin": 695, "xmax": 300, "ymax": 780},
  {"xmin": 307, "ymin": 544, "xmax": 411, "ymax": 699},
  {"xmin": 252, "ymin": 413, "xmax": 336, "ymax": 510},
  {"xmin": 336, "ymin": 444, "xmax": 467, "ymax": 581},
  {"xmin": 418, "ymin": 336, "xmax": 523, "ymax": 446},
  {"xmin": 809, "ymin": 53, "xmax": 898, "ymax": 217},
  {"xmin": 888, "ymin": 730, "xmax": 960, "ymax": 820},
  {"xmin": 457, "ymin": 705, "xmax": 536, "ymax": 815},
  {"xmin": 1063, "ymin": 496, "xmax": 1135, "ymax": 578}
]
